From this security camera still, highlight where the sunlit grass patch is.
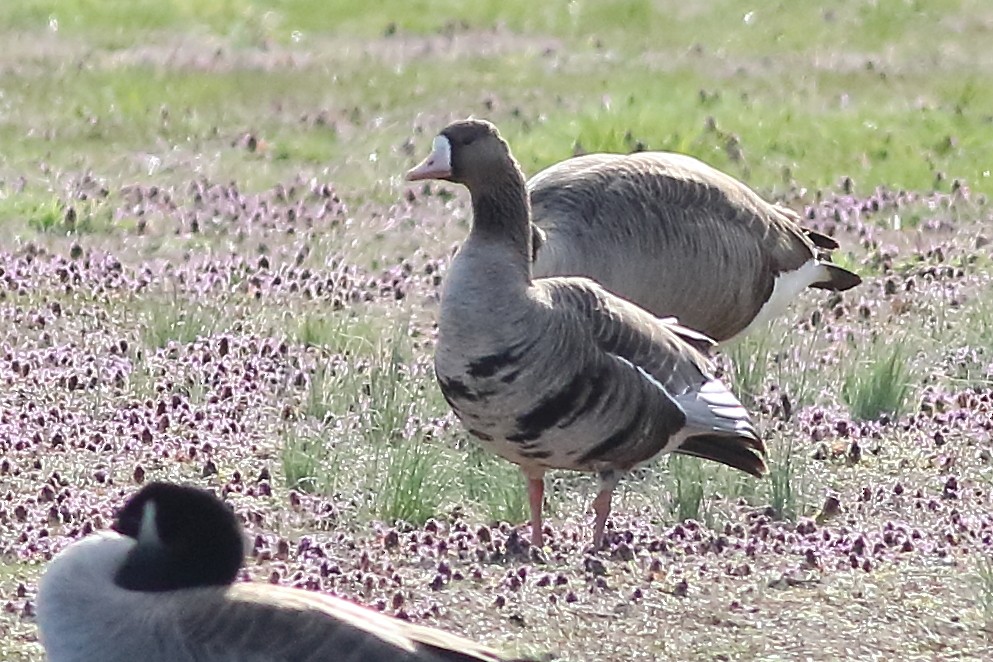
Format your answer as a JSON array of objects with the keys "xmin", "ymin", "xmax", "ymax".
[
  {"xmin": 727, "ymin": 329, "xmax": 774, "ymax": 409},
  {"xmin": 137, "ymin": 298, "xmax": 228, "ymax": 349},
  {"xmin": 461, "ymin": 442, "xmax": 529, "ymax": 525},
  {"xmin": 727, "ymin": 316, "xmax": 827, "ymax": 412},
  {"xmin": 280, "ymin": 330, "xmax": 458, "ymax": 525},
  {"xmin": 281, "ymin": 427, "xmax": 331, "ymax": 494},
  {"xmin": 668, "ymin": 454, "xmax": 707, "ymax": 523},
  {"xmin": 766, "ymin": 433, "xmax": 807, "ymax": 521},
  {"xmin": 842, "ymin": 339, "xmax": 915, "ymax": 421},
  {"xmin": 976, "ymin": 556, "xmax": 993, "ymax": 631}
]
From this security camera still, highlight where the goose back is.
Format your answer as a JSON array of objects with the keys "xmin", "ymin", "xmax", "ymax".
[{"xmin": 528, "ymin": 152, "xmax": 849, "ymax": 341}]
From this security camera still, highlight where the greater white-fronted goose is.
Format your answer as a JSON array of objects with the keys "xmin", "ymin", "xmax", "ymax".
[
  {"xmin": 406, "ymin": 120, "xmax": 767, "ymax": 548},
  {"xmin": 527, "ymin": 151, "xmax": 861, "ymax": 342},
  {"xmin": 36, "ymin": 482, "xmax": 531, "ymax": 662}
]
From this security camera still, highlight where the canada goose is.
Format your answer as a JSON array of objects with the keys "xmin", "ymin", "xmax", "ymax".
[
  {"xmin": 406, "ymin": 119, "xmax": 766, "ymax": 549},
  {"xmin": 36, "ymin": 482, "xmax": 531, "ymax": 662},
  {"xmin": 526, "ymin": 151, "xmax": 861, "ymax": 342}
]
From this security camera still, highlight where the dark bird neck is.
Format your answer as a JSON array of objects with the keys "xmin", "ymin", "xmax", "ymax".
[
  {"xmin": 468, "ymin": 168, "xmax": 534, "ymax": 276},
  {"xmin": 115, "ymin": 537, "xmax": 241, "ymax": 592}
]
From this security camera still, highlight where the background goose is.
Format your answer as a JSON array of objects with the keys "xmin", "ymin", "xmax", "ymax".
[
  {"xmin": 526, "ymin": 151, "xmax": 862, "ymax": 342},
  {"xmin": 36, "ymin": 482, "xmax": 530, "ymax": 662},
  {"xmin": 406, "ymin": 119, "xmax": 767, "ymax": 549}
]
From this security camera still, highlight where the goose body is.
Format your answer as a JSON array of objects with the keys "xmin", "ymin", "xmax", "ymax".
[
  {"xmin": 36, "ymin": 483, "xmax": 526, "ymax": 662},
  {"xmin": 407, "ymin": 120, "xmax": 767, "ymax": 548},
  {"xmin": 528, "ymin": 151, "xmax": 861, "ymax": 342}
]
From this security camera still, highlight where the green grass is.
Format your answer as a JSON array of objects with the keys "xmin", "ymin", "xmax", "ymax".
[
  {"xmin": 281, "ymin": 427, "xmax": 331, "ymax": 493},
  {"xmin": 0, "ymin": 193, "xmax": 118, "ymax": 235},
  {"xmin": 727, "ymin": 317, "xmax": 826, "ymax": 412},
  {"xmin": 302, "ymin": 359, "xmax": 343, "ymax": 423},
  {"xmin": 1, "ymin": 2, "xmax": 992, "ymax": 197},
  {"xmin": 285, "ymin": 330, "xmax": 540, "ymax": 526},
  {"xmin": 139, "ymin": 299, "xmax": 225, "ymax": 348},
  {"xmin": 766, "ymin": 433, "xmax": 805, "ymax": 521},
  {"xmin": 976, "ymin": 556, "xmax": 993, "ymax": 630},
  {"xmin": 4, "ymin": 0, "xmax": 985, "ymax": 61},
  {"xmin": 842, "ymin": 339, "xmax": 915, "ymax": 421},
  {"xmin": 283, "ymin": 333, "xmax": 458, "ymax": 525},
  {"xmin": 668, "ymin": 454, "xmax": 706, "ymax": 523},
  {"xmin": 373, "ymin": 430, "xmax": 453, "ymax": 525},
  {"xmin": 22, "ymin": 197, "xmax": 64, "ymax": 233},
  {"xmin": 461, "ymin": 444, "xmax": 530, "ymax": 525},
  {"xmin": 727, "ymin": 330, "xmax": 774, "ymax": 408}
]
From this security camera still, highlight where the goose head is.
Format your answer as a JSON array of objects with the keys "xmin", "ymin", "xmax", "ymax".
[
  {"xmin": 111, "ymin": 482, "xmax": 243, "ymax": 592},
  {"xmin": 407, "ymin": 119, "xmax": 532, "ymax": 264},
  {"xmin": 406, "ymin": 119, "xmax": 519, "ymax": 191}
]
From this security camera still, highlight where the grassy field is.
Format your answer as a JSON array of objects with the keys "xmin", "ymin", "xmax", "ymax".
[{"xmin": 1, "ymin": 1, "xmax": 992, "ymax": 660}]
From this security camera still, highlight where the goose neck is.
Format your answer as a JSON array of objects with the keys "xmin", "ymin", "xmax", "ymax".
[{"xmin": 468, "ymin": 170, "xmax": 533, "ymax": 272}]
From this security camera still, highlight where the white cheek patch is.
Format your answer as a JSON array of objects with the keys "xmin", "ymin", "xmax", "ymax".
[
  {"xmin": 430, "ymin": 135, "xmax": 452, "ymax": 170},
  {"xmin": 138, "ymin": 501, "xmax": 162, "ymax": 546}
]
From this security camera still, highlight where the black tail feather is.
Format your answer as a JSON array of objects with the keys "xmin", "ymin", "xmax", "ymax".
[
  {"xmin": 675, "ymin": 434, "xmax": 768, "ymax": 478},
  {"xmin": 810, "ymin": 263, "xmax": 862, "ymax": 291},
  {"xmin": 803, "ymin": 228, "xmax": 840, "ymax": 250}
]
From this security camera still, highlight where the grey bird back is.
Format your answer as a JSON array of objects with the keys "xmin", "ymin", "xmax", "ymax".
[{"xmin": 529, "ymin": 152, "xmax": 831, "ymax": 340}]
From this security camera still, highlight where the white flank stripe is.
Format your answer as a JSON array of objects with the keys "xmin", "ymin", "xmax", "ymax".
[{"xmin": 731, "ymin": 259, "xmax": 826, "ymax": 341}]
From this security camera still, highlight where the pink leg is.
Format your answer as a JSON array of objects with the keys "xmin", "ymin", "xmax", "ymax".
[
  {"xmin": 527, "ymin": 476, "xmax": 545, "ymax": 547},
  {"xmin": 591, "ymin": 488, "xmax": 613, "ymax": 549}
]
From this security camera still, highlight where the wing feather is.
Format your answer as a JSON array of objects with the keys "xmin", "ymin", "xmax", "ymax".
[{"xmin": 174, "ymin": 583, "xmax": 517, "ymax": 662}]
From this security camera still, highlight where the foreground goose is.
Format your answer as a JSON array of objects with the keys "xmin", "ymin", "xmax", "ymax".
[
  {"xmin": 527, "ymin": 151, "xmax": 862, "ymax": 342},
  {"xmin": 406, "ymin": 119, "xmax": 767, "ymax": 548},
  {"xmin": 36, "ymin": 482, "xmax": 530, "ymax": 662}
]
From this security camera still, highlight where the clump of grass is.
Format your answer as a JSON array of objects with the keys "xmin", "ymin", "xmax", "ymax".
[
  {"xmin": 669, "ymin": 454, "xmax": 706, "ymax": 522},
  {"xmin": 293, "ymin": 310, "xmax": 380, "ymax": 354},
  {"xmin": 977, "ymin": 556, "xmax": 993, "ymax": 630},
  {"xmin": 727, "ymin": 317, "xmax": 824, "ymax": 411},
  {"xmin": 373, "ymin": 433, "xmax": 452, "ymax": 525},
  {"xmin": 302, "ymin": 359, "xmax": 340, "ymax": 422},
  {"xmin": 727, "ymin": 329, "xmax": 773, "ymax": 407},
  {"xmin": 767, "ymin": 434, "xmax": 805, "ymax": 521},
  {"xmin": 461, "ymin": 443, "xmax": 529, "ymax": 525},
  {"xmin": 24, "ymin": 198, "xmax": 65, "ymax": 233},
  {"xmin": 284, "ymin": 329, "xmax": 456, "ymax": 526},
  {"xmin": 8, "ymin": 193, "xmax": 119, "ymax": 235},
  {"xmin": 141, "ymin": 300, "xmax": 222, "ymax": 348},
  {"xmin": 282, "ymin": 428, "xmax": 334, "ymax": 494},
  {"xmin": 842, "ymin": 339, "xmax": 914, "ymax": 420}
]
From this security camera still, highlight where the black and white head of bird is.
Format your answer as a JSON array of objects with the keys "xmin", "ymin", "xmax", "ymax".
[{"xmin": 111, "ymin": 482, "xmax": 244, "ymax": 592}]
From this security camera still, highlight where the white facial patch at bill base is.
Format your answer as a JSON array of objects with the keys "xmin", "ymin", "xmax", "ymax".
[
  {"xmin": 428, "ymin": 134, "xmax": 452, "ymax": 171},
  {"xmin": 405, "ymin": 134, "xmax": 453, "ymax": 180}
]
